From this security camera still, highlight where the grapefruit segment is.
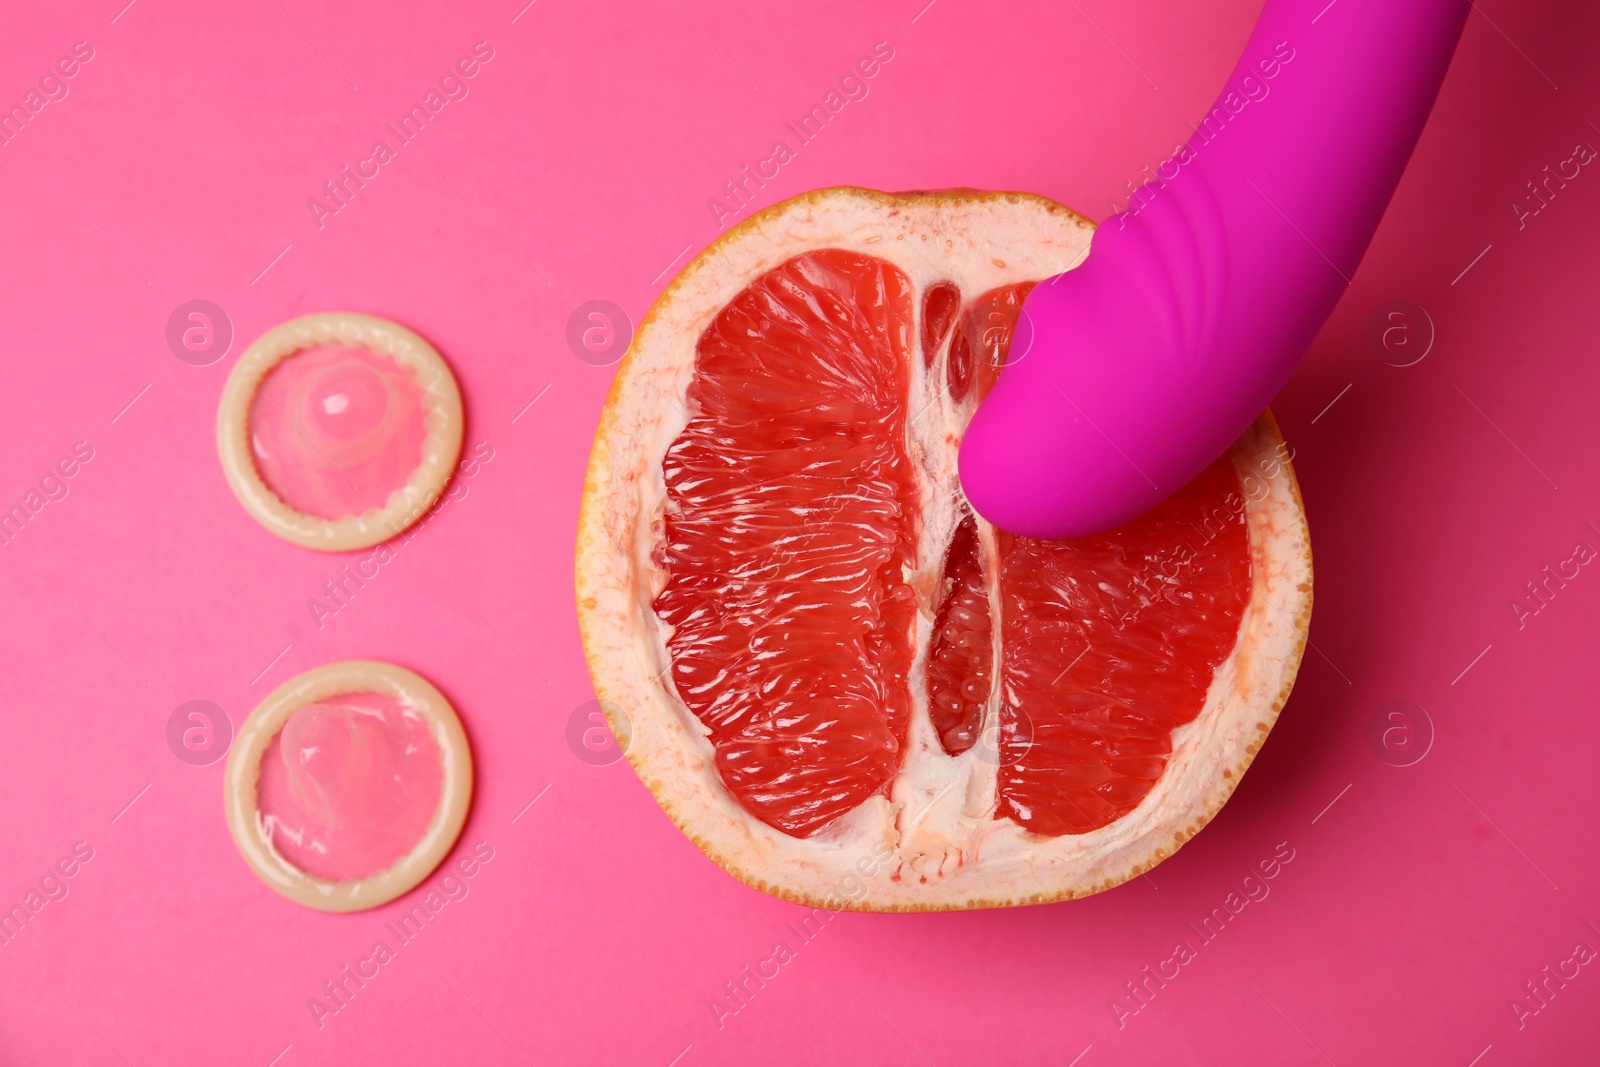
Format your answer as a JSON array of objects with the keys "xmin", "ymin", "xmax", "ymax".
[
  {"xmin": 920, "ymin": 281, "xmax": 961, "ymax": 372},
  {"xmin": 576, "ymin": 187, "xmax": 1311, "ymax": 909},
  {"xmin": 948, "ymin": 283, "xmax": 1035, "ymax": 404},
  {"xmin": 652, "ymin": 250, "xmax": 919, "ymax": 837},
  {"xmin": 996, "ymin": 457, "xmax": 1252, "ymax": 836},
  {"xmin": 925, "ymin": 511, "xmax": 994, "ymax": 757}
]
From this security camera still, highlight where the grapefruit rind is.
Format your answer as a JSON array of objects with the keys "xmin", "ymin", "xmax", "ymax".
[{"xmin": 576, "ymin": 187, "xmax": 1311, "ymax": 910}]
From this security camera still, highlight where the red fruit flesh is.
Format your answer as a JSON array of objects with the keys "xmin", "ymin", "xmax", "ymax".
[
  {"xmin": 654, "ymin": 251, "xmax": 1252, "ymax": 840},
  {"xmin": 994, "ymin": 459, "xmax": 1251, "ymax": 835},
  {"xmin": 920, "ymin": 281, "xmax": 960, "ymax": 372},
  {"xmin": 652, "ymin": 251, "xmax": 919, "ymax": 837},
  {"xmin": 925, "ymin": 512, "xmax": 994, "ymax": 756},
  {"xmin": 948, "ymin": 283, "xmax": 1034, "ymax": 403}
]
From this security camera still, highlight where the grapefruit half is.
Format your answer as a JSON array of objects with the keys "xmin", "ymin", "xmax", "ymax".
[{"xmin": 576, "ymin": 187, "xmax": 1311, "ymax": 910}]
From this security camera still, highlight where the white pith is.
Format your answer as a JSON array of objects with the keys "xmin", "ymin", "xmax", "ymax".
[{"xmin": 576, "ymin": 188, "xmax": 1312, "ymax": 910}]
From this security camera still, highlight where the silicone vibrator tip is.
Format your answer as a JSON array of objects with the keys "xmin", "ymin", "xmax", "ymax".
[
  {"xmin": 959, "ymin": 235, "xmax": 1185, "ymax": 541},
  {"xmin": 958, "ymin": 0, "xmax": 1469, "ymax": 540}
]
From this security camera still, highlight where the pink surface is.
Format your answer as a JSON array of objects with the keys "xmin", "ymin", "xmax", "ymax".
[
  {"xmin": 257, "ymin": 691, "xmax": 443, "ymax": 883},
  {"xmin": 0, "ymin": 1, "xmax": 1596, "ymax": 1064},
  {"xmin": 250, "ymin": 345, "xmax": 430, "ymax": 519}
]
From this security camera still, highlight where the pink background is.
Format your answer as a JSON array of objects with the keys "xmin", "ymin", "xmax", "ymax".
[{"xmin": 1, "ymin": 0, "xmax": 1597, "ymax": 1063}]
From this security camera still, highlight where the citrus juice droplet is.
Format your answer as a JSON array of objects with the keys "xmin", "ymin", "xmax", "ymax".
[
  {"xmin": 255, "ymin": 692, "xmax": 442, "ymax": 882},
  {"xmin": 249, "ymin": 346, "xmax": 428, "ymax": 518}
]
